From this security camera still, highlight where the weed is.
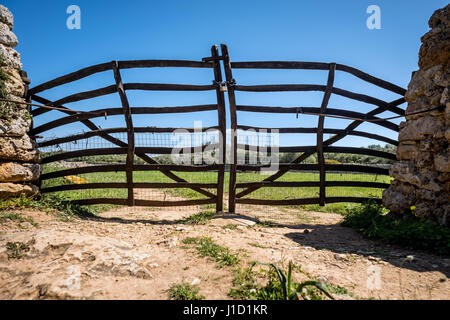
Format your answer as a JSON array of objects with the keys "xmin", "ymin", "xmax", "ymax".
[
  {"xmin": 229, "ymin": 261, "xmax": 338, "ymax": 300},
  {"xmin": 178, "ymin": 211, "xmax": 215, "ymax": 225},
  {"xmin": 0, "ymin": 194, "xmax": 97, "ymax": 221},
  {"xmin": 255, "ymin": 220, "xmax": 278, "ymax": 228},
  {"xmin": 182, "ymin": 237, "xmax": 239, "ymax": 268},
  {"xmin": 222, "ymin": 224, "xmax": 238, "ymax": 230},
  {"xmin": 167, "ymin": 282, "xmax": 204, "ymax": 300},
  {"xmin": 6, "ymin": 241, "xmax": 32, "ymax": 259},
  {"xmin": 342, "ymin": 200, "xmax": 450, "ymax": 256},
  {"xmin": 0, "ymin": 212, "xmax": 38, "ymax": 228}
]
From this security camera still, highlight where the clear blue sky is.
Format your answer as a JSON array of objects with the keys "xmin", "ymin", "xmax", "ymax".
[{"xmin": 4, "ymin": 0, "xmax": 448, "ymax": 148}]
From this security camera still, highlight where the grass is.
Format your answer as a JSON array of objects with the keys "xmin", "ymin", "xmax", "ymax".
[
  {"xmin": 41, "ymin": 164, "xmax": 389, "ymax": 214},
  {"xmin": 0, "ymin": 193, "xmax": 97, "ymax": 221},
  {"xmin": 342, "ymin": 200, "xmax": 450, "ymax": 256},
  {"xmin": 228, "ymin": 261, "xmax": 346, "ymax": 300},
  {"xmin": 177, "ymin": 211, "xmax": 216, "ymax": 225},
  {"xmin": 167, "ymin": 282, "xmax": 204, "ymax": 300},
  {"xmin": 222, "ymin": 223, "xmax": 238, "ymax": 230},
  {"xmin": 0, "ymin": 212, "xmax": 39, "ymax": 228},
  {"xmin": 182, "ymin": 236, "xmax": 240, "ymax": 268}
]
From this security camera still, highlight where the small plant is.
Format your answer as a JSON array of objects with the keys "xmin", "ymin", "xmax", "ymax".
[
  {"xmin": 342, "ymin": 200, "xmax": 450, "ymax": 256},
  {"xmin": 222, "ymin": 223, "xmax": 238, "ymax": 230},
  {"xmin": 229, "ymin": 262, "xmax": 336, "ymax": 300},
  {"xmin": 182, "ymin": 237, "xmax": 239, "ymax": 268},
  {"xmin": 178, "ymin": 211, "xmax": 215, "ymax": 225},
  {"xmin": 167, "ymin": 282, "xmax": 205, "ymax": 300},
  {"xmin": 0, "ymin": 194, "xmax": 97, "ymax": 221},
  {"xmin": 6, "ymin": 241, "xmax": 32, "ymax": 259},
  {"xmin": 255, "ymin": 220, "xmax": 277, "ymax": 228},
  {"xmin": 0, "ymin": 212, "xmax": 38, "ymax": 228}
]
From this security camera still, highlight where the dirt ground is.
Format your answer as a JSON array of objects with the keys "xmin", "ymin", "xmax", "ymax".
[{"xmin": 0, "ymin": 200, "xmax": 449, "ymax": 300}]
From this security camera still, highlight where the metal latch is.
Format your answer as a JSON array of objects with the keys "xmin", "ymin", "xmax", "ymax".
[{"xmin": 213, "ymin": 80, "xmax": 228, "ymax": 92}]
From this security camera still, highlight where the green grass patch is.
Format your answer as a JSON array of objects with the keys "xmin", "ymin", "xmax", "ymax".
[
  {"xmin": 167, "ymin": 282, "xmax": 204, "ymax": 300},
  {"xmin": 222, "ymin": 223, "xmax": 238, "ymax": 230},
  {"xmin": 0, "ymin": 194, "xmax": 97, "ymax": 221},
  {"xmin": 178, "ymin": 211, "xmax": 216, "ymax": 225},
  {"xmin": 342, "ymin": 200, "xmax": 450, "ymax": 256},
  {"xmin": 182, "ymin": 237, "xmax": 239, "ymax": 268},
  {"xmin": 0, "ymin": 212, "xmax": 38, "ymax": 227},
  {"xmin": 41, "ymin": 164, "xmax": 388, "ymax": 215}
]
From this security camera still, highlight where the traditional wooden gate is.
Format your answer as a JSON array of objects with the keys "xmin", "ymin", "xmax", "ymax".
[
  {"xmin": 30, "ymin": 46, "xmax": 226, "ymax": 211},
  {"xmin": 220, "ymin": 44, "xmax": 406, "ymax": 213},
  {"xmin": 29, "ymin": 44, "xmax": 406, "ymax": 214}
]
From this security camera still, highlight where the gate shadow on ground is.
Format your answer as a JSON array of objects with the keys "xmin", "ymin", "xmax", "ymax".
[
  {"xmin": 73, "ymin": 210, "xmax": 449, "ymax": 277},
  {"xmin": 279, "ymin": 223, "xmax": 450, "ymax": 278}
]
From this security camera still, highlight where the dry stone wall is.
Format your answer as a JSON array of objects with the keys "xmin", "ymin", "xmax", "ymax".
[
  {"xmin": 0, "ymin": 5, "xmax": 40, "ymax": 200},
  {"xmin": 383, "ymin": 5, "xmax": 450, "ymax": 226}
]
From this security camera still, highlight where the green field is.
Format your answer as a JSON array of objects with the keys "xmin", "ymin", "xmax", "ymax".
[{"xmin": 42, "ymin": 165, "xmax": 391, "ymax": 214}]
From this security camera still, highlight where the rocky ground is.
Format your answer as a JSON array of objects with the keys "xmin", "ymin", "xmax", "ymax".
[{"xmin": 0, "ymin": 205, "xmax": 449, "ymax": 300}]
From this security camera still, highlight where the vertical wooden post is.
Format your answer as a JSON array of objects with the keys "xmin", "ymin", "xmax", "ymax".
[
  {"xmin": 211, "ymin": 45, "xmax": 226, "ymax": 212},
  {"xmin": 317, "ymin": 63, "xmax": 336, "ymax": 206},
  {"xmin": 112, "ymin": 61, "xmax": 135, "ymax": 206},
  {"xmin": 221, "ymin": 44, "xmax": 237, "ymax": 214}
]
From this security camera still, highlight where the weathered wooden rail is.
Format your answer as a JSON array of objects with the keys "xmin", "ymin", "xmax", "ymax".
[
  {"xmin": 30, "ymin": 44, "xmax": 406, "ymax": 213},
  {"xmin": 31, "ymin": 45, "xmax": 227, "ymax": 211},
  {"xmin": 219, "ymin": 44, "xmax": 405, "ymax": 213}
]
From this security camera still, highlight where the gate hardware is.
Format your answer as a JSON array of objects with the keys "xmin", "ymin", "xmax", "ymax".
[{"xmin": 213, "ymin": 80, "xmax": 228, "ymax": 92}]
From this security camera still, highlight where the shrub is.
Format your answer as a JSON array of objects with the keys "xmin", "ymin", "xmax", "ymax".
[{"xmin": 342, "ymin": 200, "xmax": 450, "ymax": 256}]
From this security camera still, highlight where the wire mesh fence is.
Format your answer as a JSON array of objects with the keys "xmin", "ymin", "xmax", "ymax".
[{"xmin": 39, "ymin": 131, "xmax": 221, "ymax": 213}]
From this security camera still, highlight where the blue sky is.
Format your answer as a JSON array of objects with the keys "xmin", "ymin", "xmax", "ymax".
[{"xmin": 4, "ymin": 0, "xmax": 448, "ymax": 148}]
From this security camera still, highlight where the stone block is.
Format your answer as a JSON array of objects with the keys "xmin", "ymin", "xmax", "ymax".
[
  {"xmin": 0, "ymin": 182, "xmax": 38, "ymax": 200},
  {"xmin": 0, "ymin": 162, "xmax": 40, "ymax": 182}
]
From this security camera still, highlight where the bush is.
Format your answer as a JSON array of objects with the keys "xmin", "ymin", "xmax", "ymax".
[{"xmin": 342, "ymin": 200, "xmax": 450, "ymax": 256}]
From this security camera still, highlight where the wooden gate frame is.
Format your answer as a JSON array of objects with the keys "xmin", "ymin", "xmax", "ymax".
[
  {"xmin": 30, "ymin": 45, "xmax": 227, "ymax": 212},
  {"xmin": 30, "ymin": 44, "xmax": 406, "ymax": 214},
  {"xmin": 220, "ymin": 44, "xmax": 406, "ymax": 213}
]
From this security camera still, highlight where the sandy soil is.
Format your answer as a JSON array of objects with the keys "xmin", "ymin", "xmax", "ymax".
[{"xmin": 0, "ymin": 199, "xmax": 449, "ymax": 300}]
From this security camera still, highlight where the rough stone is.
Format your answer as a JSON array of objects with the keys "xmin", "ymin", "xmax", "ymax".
[
  {"xmin": 0, "ymin": 28, "xmax": 18, "ymax": 47},
  {"xmin": 382, "ymin": 181, "xmax": 416, "ymax": 213},
  {"xmin": 0, "ymin": 109, "xmax": 31, "ymax": 135},
  {"xmin": 0, "ymin": 5, "xmax": 13, "ymax": 30},
  {"xmin": 405, "ymin": 66, "xmax": 444, "ymax": 103},
  {"xmin": 0, "ymin": 182, "xmax": 39, "ymax": 199},
  {"xmin": 396, "ymin": 143, "xmax": 418, "ymax": 160},
  {"xmin": 434, "ymin": 153, "xmax": 450, "ymax": 172},
  {"xmin": 0, "ymin": 45, "xmax": 21, "ymax": 69},
  {"xmin": 398, "ymin": 115, "xmax": 445, "ymax": 141},
  {"xmin": 383, "ymin": 4, "xmax": 450, "ymax": 226},
  {"xmin": 0, "ymin": 162, "xmax": 40, "ymax": 182},
  {"xmin": 419, "ymin": 5, "xmax": 450, "ymax": 71},
  {"xmin": 0, "ymin": 136, "xmax": 40, "ymax": 163},
  {"xmin": 390, "ymin": 162, "xmax": 441, "ymax": 192},
  {"xmin": 3, "ymin": 67, "xmax": 25, "ymax": 96},
  {"xmin": 0, "ymin": 5, "xmax": 40, "ymax": 201}
]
